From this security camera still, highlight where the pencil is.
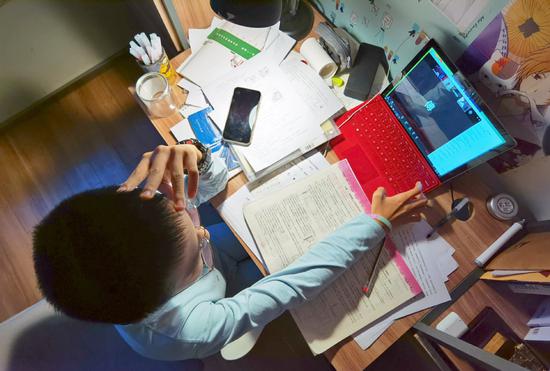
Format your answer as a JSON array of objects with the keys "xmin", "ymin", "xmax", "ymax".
[{"xmin": 362, "ymin": 239, "xmax": 385, "ymax": 296}]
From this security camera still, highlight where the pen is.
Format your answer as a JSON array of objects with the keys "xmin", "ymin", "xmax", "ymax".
[
  {"xmin": 426, "ymin": 197, "xmax": 469, "ymax": 239},
  {"xmin": 475, "ymin": 219, "xmax": 525, "ymax": 267},
  {"xmin": 362, "ymin": 239, "xmax": 385, "ymax": 296}
]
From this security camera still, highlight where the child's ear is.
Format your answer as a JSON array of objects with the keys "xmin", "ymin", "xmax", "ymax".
[{"xmin": 196, "ymin": 226, "xmax": 210, "ymax": 241}]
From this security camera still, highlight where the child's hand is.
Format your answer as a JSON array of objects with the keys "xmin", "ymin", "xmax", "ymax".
[
  {"xmin": 370, "ymin": 182, "xmax": 429, "ymax": 230},
  {"xmin": 117, "ymin": 144, "xmax": 203, "ymax": 211}
]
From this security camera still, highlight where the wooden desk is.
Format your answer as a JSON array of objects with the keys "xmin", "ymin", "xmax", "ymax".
[
  {"xmin": 134, "ymin": 15, "xmax": 510, "ymax": 371},
  {"xmin": 427, "ymin": 280, "xmax": 542, "ymax": 370}
]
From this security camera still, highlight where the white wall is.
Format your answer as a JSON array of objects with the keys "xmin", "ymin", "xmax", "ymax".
[{"xmin": 0, "ymin": 0, "xmax": 140, "ymax": 123}]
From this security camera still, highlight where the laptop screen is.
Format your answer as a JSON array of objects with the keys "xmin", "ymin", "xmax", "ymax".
[{"xmin": 383, "ymin": 45, "xmax": 507, "ymax": 177}]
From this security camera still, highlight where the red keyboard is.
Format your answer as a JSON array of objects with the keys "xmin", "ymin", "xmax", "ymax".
[{"xmin": 334, "ymin": 95, "xmax": 440, "ymax": 195}]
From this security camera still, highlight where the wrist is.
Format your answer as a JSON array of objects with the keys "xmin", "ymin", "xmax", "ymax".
[
  {"xmin": 370, "ymin": 214, "xmax": 392, "ymax": 233},
  {"xmin": 177, "ymin": 138, "xmax": 211, "ymax": 175}
]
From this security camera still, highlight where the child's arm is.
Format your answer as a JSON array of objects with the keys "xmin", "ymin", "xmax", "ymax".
[
  {"xmin": 187, "ymin": 155, "xmax": 228, "ymax": 206},
  {"xmin": 117, "ymin": 143, "xmax": 228, "ymax": 210},
  {"xmin": 116, "ymin": 184, "xmax": 427, "ymax": 360},
  {"xmin": 185, "ymin": 213, "xmax": 385, "ymax": 358},
  {"xmin": 117, "ymin": 213, "xmax": 386, "ymax": 360}
]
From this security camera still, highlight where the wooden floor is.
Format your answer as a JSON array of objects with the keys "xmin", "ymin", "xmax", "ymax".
[{"xmin": 0, "ymin": 54, "xmax": 163, "ymax": 322}]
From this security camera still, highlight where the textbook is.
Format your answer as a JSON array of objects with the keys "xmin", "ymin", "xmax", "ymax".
[{"xmin": 243, "ymin": 160, "xmax": 421, "ymax": 354}]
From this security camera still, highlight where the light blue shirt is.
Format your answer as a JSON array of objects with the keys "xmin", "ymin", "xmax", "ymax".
[{"xmin": 116, "ymin": 157, "xmax": 385, "ymax": 360}]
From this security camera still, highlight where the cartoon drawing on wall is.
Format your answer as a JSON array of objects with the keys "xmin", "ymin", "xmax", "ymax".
[
  {"xmin": 409, "ymin": 23, "xmax": 420, "ymax": 38},
  {"xmin": 373, "ymin": 11, "xmax": 393, "ymax": 44},
  {"xmin": 381, "ymin": 12, "xmax": 393, "ymax": 30},
  {"xmin": 457, "ymin": 0, "xmax": 550, "ymax": 173},
  {"xmin": 415, "ymin": 30, "xmax": 429, "ymax": 45},
  {"xmin": 384, "ymin": 23, "xmax": 424, "ymax": 66},
  {"xmin": 350, "ymin": 11, "xmax": 358, "ymax": 28},
  {"xmin": 335, "ymin": 0, "xmax": 344, "ymax": 12},
  {"xmin": 369, "ymin": 0, "xmax": 379, "ymax": 15}
]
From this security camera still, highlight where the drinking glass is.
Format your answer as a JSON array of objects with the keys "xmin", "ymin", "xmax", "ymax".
[{"xmin": 136, "ymin": 72, "xmax": 177, "ymax": 118}]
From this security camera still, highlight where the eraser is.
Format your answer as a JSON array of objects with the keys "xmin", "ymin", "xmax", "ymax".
[{"xmin": 436, "ymin": 312, "xmax": 468, "ymax": 338}]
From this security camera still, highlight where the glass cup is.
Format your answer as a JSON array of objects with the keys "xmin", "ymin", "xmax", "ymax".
[{"xmin": 136, "ymin": 72, "xmax": 177, "ymax": 118}]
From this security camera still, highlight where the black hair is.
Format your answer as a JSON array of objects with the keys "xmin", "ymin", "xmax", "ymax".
[{"xmin": 33, "ymin": 186, "xmax": 185, "ymax": 324}]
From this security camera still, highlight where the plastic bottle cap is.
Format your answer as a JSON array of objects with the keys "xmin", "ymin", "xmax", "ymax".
[{"xmin": 332, "ymin": 77, "xmax": 344, "ymax": 87}]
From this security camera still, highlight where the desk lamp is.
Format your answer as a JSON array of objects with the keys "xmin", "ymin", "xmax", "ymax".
[{"xmin": 210, "ymin": 0, "xmax": 313, "ymax": 40}]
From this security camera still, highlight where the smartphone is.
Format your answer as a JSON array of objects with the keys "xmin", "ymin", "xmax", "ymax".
[{"xmin": 222, "ymin": 87, "xmax": 261, "ymax": 146}]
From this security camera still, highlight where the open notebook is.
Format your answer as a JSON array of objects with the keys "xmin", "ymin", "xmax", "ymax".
[{"xmin": 243, "ymin": 160, "xmax": 421, "ymax": 354}]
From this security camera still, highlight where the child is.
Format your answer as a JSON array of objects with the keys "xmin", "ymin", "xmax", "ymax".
[{"xmin": 33, "ymin": 142, "xmax": 428, "ymax": 360}]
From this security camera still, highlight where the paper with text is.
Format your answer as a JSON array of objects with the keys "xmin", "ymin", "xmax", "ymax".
[
  {"xmin": 243, "ymin": 160, "xmax": 420, "ymax": 354},
  {"xmin": 353, "ymin": 221, "xmax": 454, "ymax": 349},
  {"xmin": 429, "ymin": 0, "xmax": 488, "ymax": 33},
  {"xmin": 178, "ymin": 20, "xmax": 281, "ymax": 87},
  {"xmin": 204, "ymin": 62, "xmax": 324, "ymax": 172},
  {"xmin": 203, "ymin": 45, "xmax": 342, "ymax": 172},
  {"xmin": 217, "ymin": 152, "xmax": 330, "ymax": 267}
]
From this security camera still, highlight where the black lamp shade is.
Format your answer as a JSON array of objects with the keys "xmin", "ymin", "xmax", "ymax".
[{"xmin": 210, "ymin": 0, "xmax": 282, "ymax": 27}]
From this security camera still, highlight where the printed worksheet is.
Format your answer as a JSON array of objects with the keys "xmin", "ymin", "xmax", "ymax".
[{"xmin": 243, "ymin": 160, "xmax": 421, "ymax": 354}]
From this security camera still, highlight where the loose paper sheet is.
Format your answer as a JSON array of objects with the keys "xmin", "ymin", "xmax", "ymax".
[
  {"xmin": 217, "ymin": 152, "xmax": 330, "ymax": 267},
  {"xmin": 170, "ymin": 119, "xmax": 196, "ymax": 140},
  {"xmin": 203, "ymin": 41, "xmax": 342, "ymax": 172},
  {"xmin": 244, "ymin": 161, "xmax": 420, "ymax": 354},
  {"xmin": 177, "ymin": 79, "xmax": 208, "ymax": 108},
  {"xmin": 178, "ymin": 20, "xmax": 280, "ymax": 87},
  {"xmin": 429, "ymin": 0, "xmax": 488, "ymax": 32},
  {"xmin": 353, "ymin": 221, "xmax": 456, "ymax": 349},
  {"xmin": 188, "ymin": 17, "xmax": 224, "ymax": 54}
]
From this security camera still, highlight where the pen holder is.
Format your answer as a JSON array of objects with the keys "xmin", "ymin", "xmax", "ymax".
[{"xmin": 137, "ymin": 48, "xmax": 176, "ymax": 85}]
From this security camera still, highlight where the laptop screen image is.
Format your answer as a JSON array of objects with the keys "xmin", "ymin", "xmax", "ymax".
[{"xmin": 383, "ymin": 44, "xmax": 508, "ymax": 178}]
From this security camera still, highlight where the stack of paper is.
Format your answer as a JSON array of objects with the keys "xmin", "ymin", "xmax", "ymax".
[
  {"xmin": 525, "ymin": 298, "xmax": 550, "ymax": 341},
  {"xmin": 353, "ymin": 221, "xmax": 458, "ymax": 349},
  {"xmin": 175, "ymin": 18, "xmax": 223, "ymax": 118},
  {"xmin": 180, "ymin": 19, "xmax": 280, "ymax": 87},
  {"xmin": 218, "ymin": 154, "xmax": 459, "ymax": 351},
  {"xmin": 243, "ymin": 160, "xmax": 422, "ymax": 354},
  {"xmin": 217, "ymin": 152, "xmax": 331, "ymax": 265},
  {"xmin": 175, "ymin": 17, "xmax": 343, "ymax": 177}
]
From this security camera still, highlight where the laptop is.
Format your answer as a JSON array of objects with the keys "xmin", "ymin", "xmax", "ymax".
[{"xmin": 331, "ymin": 40, "xmax": 516, "ymax": 197}]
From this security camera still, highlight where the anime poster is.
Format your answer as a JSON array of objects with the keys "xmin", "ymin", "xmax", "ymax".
[{"xmin": 457, "ymin": 0, "xmax": 550, "ymax": 173}]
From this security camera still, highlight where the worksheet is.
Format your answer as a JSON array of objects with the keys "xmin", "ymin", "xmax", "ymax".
[
  {"xmin": 353, "ymin": 221, "xmax": 456, "ymax": 349},
  {"xmin": 243, "ymin": 161, "xmax": 421, "ymax": 354},
  {"xmin": 203, "ymin": 40, "xmax": 342, "ymax": 172},
  {"xmin": 217, "ymin": 152, "xmax": 330, "ymax": 267}
]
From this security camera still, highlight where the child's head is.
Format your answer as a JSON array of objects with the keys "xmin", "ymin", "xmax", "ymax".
[
  {"xmin": 516, "ymin": 46, "xmax": 550, "ymax": 105},
  {"xmin": 33, "ymin": 187, "xmax": 202, "ymax": 324}
]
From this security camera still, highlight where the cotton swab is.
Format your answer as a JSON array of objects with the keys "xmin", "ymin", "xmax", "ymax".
[{"xmin": 129, "ymin": 47, "xmax": 142, "ymax": 61}]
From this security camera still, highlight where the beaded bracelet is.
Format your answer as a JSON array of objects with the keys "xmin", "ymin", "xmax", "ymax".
[{"xmin": 370, "ymin": 214, "xmax": 392, "ymax": 232}]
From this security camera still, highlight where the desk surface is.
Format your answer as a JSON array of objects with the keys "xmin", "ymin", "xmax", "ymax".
[{"xmin": 135, "ymin": 17, "xmax": 510, "ymax": 371}]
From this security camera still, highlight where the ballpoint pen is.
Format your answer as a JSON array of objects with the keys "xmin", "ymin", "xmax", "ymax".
[{"xmin": 426, "ymin": 197, "xmax": 470, "ymax": 239}]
